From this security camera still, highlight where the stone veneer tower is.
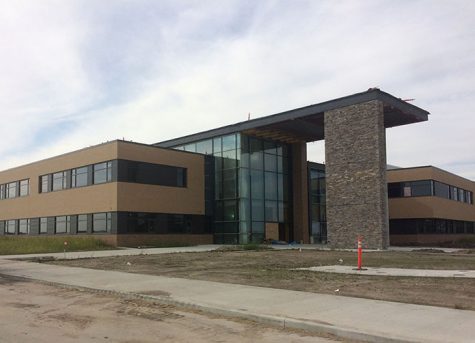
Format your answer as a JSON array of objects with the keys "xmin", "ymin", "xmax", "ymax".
[{"xmin": 325, "ymin": 100, "xmax": 389, "ymax": 249}]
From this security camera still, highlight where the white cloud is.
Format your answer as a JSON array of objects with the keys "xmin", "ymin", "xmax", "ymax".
[{"xmin": 0, "ymin": 0, "xmax": 474, "ymax": 179}]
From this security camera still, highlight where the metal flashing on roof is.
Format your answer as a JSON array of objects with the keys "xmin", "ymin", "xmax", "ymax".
[{"xmin": 156, "ymin": 88, "xmax": 429, "ymax": 148}]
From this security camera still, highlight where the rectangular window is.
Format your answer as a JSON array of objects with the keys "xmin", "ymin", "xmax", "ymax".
[
  {"xmin": 40, "ymin": 175, "xmax": 50, "ymax": 193},
  {"xmin": 55, "ymin": 216, "xmax": 70, "ymax": 234},
  {"xmin": 72, "ymin": 167, "xmax": 89, "ymax": 188},
  {"xmin": 19, "ymin": 219, "xmax": 30, "ymax": 234},
  {"xmin": 458, "ymin": 188, "xmax": 465, "ymax": 203},
  {"xmin": 195, "ymin": 140, "xmax": 213, "ymax": 155},
  {"xmin": 410, "ymin": 180, "xmax": 432, "ymax": 196},
  {"xmin": 118, "ymin": 160, "xmax": 187, "ymax": 188},
  {"xmin": 19, "ymin": 179, "xmax": 29, "ymax": 197},
  {"xmin": 467, "ymin": 191, "xmax": 473, "ymax": 205},
  {"xmin": 433, "ymin": 181, "xmax": 450, "ymax": 199},
  {"xmin": 77, "ymin": 214, "xmax": 88, "ymax": 233},
  {"xmin": 93, "ymin": 212, "xmax": 111, "ymax": 232},
  {"xmin": 40, "ymin": 218, "xmax": 48, "ymax": 234},
  {"xmin": 450, "ymin": 186, "xmax": 458, "ymax": 201},
  {"xmin": 93, "ymin": 162, "xmax": 112, "ymax": 184},
  {"xmin": 7, "ymin": 182, "xmax": 17, "ymax": 198},
  {"xmin": 52, "ymin": 171, "xmax": 68, "ymax": 191},
  {"xmin": 5, "ymin": 220, "xmax": 16, "ymax": 234},
  {"xmin": 0, "ymin": 184, "xmax": 5, "ymax": 200}
]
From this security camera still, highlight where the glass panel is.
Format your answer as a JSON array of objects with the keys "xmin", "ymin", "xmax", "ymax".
[
  {"xmin": 222, "ymin": 222, "xmax": 238, "ymax": 234},
  {"xmin": 433, "ymin": 181, "xmax": 449, "ymax": 199},
  {"xmin": 458, "ymin": 188, "xmax": 465, "ymax": 202},
  {"xmin": 250, "ymin": 151, "xmax": 263, "ymax": 170},
  {"xmin": 264, "ymin": 153, "xmax": 277, "ymax": 172},
  {"xmin": 240, "ymin": 168, "xmax": 250, "ymax": 198},
  {"xmin": 40, "ymin": 175, "xmax": 49, "ymax": 193},
  {"xmin": 265, "ymin": 172, "xmax": 277, "ymax": 200},
  {"xmin": 77, "ymin": 214, "xmax": 88, "ymax": 232},
  {"xmin": 184, "ymin": 143, "xmax": 196, "ymax": 152},
  {"xmin": 213, "ymin": 137, "xmax": 222, "ymax": 154},
  {"xmin": 250, "ymin": 170, "xmax": 264, "ymax": 199},
  {"xmin": 250, "ymin": 138, "xmax": 262, "ymax": 153},
  {"xmin": 223, "ymin": 169, "xmax": 237, "ymax": 199},
  {"xmin": 107, "ymin": 161, "xmax": 112, "ymax": 182},
  {"xmin": 196, "ymin": 140, "xmax": 213, "ymax": 154},
  {"xmin": 222, "ymin": 134, "xmax": 236, "ymax": 151},
  {"xmin": 6, "ymin": 220, "xmax": 16, "ymax": 234},
  {"xmin": 265, "ymin": 200, "xmax": 278, "ymax": 222},
  {"xmin": 251, "ymin": 221, "xmax": 264, "ymax": 234},
  {"xmin": 222, "ymin": 149, "xmax": 237, "ymax": 169},
  {"xmin": 240, "ymin": 199, "xmax": 250, "ymax": 222},
  {"xmin": 450, "ymin": 186, "xmax": 458, "ymax": 201},
  {"xmin": 72, "ymin": 167, "xmax": 88, "ymax": 187},
  {"xmin": 93, "ymin": 213, "xmax": 109, "ymax": 232},
  {"xmin": 55, "ymin": 216, "xmax": 69, "ymax": 234},
  {"xmin": 52, "ymin": 173, "xmax": 62, "ymax": 191},
  {"xmin": 277, "ymin": 155, "xmax": 283, "ymax": 173},
  {"xmin": 7, "ymin": 182, "xmax": 17, "ymax": 198},
  {"xmin": 19, "ymin": 219, "xmax": 30, "ymax": 234},
  {"xmin": 19, "ymin": 179, "xmax": 29, "ymax": 196},
  {"xmin": 52, "ymin": 172, "xmax": 67, "ymax": 191},
  {"xmin": 264, "ymin": 141, "xmax": 276, "ymax": 155},
  {"xmin": 223, "ymin": 200, "xmax": 238, "ymax": 221},
  {"xmin": 388, "ymin": 183, "xmax": 402, "ymax": 198},
  {"xmin": 93, "ymin": 162, "xmax": 112, "ymax": 184},
  {"xmin": 240, "ymin": 221, "xmax": 250, "ymax": 237},
  {"xmin": 214, "ymin": 201, "xmax": 223, "ymax": 221},
  {"xmin": 251, "ymin": 199, "xmax": 264, "ymax": 221},
  {"xmin": 40, "ymin": 218, "xmax": 48, "ymax": 234}
]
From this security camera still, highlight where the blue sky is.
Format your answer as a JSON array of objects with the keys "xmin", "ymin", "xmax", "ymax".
[{"xmin": 1, "ymin": 0, "xmax": 474, "ymax": 179}]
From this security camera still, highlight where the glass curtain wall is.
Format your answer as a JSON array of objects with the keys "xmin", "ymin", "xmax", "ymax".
[
  {"xmin": 173, "ymin": 133, "xmax": 291, "ymax": 244},
  {"xmin": 240, "ymin": 135, "xmax": 290, "ymax": 243},
  {"xmin": 309, "ymin": 165, "xmax": 327, "ymax": 243}
]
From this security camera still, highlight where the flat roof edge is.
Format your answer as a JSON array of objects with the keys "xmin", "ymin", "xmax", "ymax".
[
  {"xmin": 388, "ymin": 165, "xmax": 474, "ymax": 183},
  {"xmin": 156, "ymin": 89, "xmax": 429, "ymax": 148}
]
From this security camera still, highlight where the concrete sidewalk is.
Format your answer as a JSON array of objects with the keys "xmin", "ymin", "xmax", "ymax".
[
  {"xmin": 298, "ymin": 265, "xmax": 475, "ymax": 278},
  {"xmin": 0, "ymin": 244, "xmax": 223, "ymax": 260},
  {"xmin": 0, "ymin": 259, "xmax": 474, "ymax": 342}
]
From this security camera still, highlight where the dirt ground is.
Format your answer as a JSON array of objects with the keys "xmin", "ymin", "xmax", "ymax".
[
  {"xmin": 51, "ymin": 248, "xmax": 475, "ymax": 310},
  {"xmin": 0, "ymin": 274, "xmax": 342, "ymax": 343}
]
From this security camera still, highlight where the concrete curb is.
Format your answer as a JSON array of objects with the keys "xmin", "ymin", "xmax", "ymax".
[{"xmin": 2, "ymin": 273, "xmax": 418, "ymax": 343}]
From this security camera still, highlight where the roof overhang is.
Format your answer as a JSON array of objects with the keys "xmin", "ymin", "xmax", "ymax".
[{"xmin": 156, "ymin": 88, "xmax": 429, "ymax": 147}]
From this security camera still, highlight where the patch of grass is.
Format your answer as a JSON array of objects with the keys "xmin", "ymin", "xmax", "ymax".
[
  {"xmin": 217, "ymin": 243, "xmax": 270, "ymax": 251},
  {"xmin": 241, "ymin": 243, "xmax": 261, "ymax": 250},
  {"xmin": 0, "ymin": 236, "xmax": 114, "ymax": 255}
]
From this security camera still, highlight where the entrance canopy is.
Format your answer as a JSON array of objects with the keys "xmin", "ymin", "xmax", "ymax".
[{"xmin": 157, "ymin": 88, "xmax": 429, "ymax": 146}]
